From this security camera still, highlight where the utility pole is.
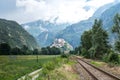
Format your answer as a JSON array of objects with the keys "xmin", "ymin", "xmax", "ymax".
[
  {"xmin": 37, "ymin": 54, "xmax": 38, "ymax": 63},
  {"xmin": 34, "ymin": 49, "xmax": 38, "ymax": 63}
]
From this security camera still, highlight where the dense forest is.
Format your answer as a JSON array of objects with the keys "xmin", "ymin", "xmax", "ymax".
[{"xmin": 0, "ymin": 43, "xmax": 61, "ymax": 55}]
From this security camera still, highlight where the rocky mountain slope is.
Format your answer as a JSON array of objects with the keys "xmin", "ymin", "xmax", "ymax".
[
  {"xmin": 0, "ymin": 19, "xmax": 39, "ymax": 50},
  {"xmin": 51, "ymin": 38, "xmax": 73, "ymax": 52},
  {"xmin": 37, "ymin": 31, "xmax": 55, "ymax": 47},
  {"xmin": 22, "ymin": 19, "xmax": 69, "ymax": 47}
]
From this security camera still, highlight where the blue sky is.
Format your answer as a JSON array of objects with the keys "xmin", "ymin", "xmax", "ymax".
[{"xmin": 0, "ymin": 0, "xmax": 118, "ymax": 24}]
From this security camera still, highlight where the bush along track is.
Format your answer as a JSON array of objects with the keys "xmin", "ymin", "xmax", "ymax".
[{"xmin": 37, "ymin": 56, "xmax": 79, "ymax": 80}]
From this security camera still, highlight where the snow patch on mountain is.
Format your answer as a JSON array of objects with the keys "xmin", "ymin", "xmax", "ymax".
[
  {"xmin": 39, "ymin": 25, "xmax": 48, "ymax": 32},
  {"xmin": 24, "ymin": 25, "xmax": 30, "ymax": 30}
]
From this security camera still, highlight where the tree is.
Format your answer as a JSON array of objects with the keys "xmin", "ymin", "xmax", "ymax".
[
  {"xmin": 33, "ymin": 49, "xmax": 39, "ymax": 55},
  {"xmin": 50, "ymin": 47, "xmax": 61, "ymax": 55},
  {"xmin": 21, "ymin": 45, "xmax": 28, "ymax": 55},
  {"xmin": 11, "ymin": 47, "xmax": 21, "ymax": 55},
  {"xmin": 74, "ymin": 47, "xmax": 80, "ymax": 55},
  {"xmin": 91, "ymin": 19, "xmax": 109, "ymax": 58},
  {"xmin": 46, "ymin": 46, "xmax": 52, "ymax": 55},
  {"xmin": 112, "ymin": 13, "xmax": 120, "ymax": 35},
  {"xmin": 41, "ymin": 47, "xmax": 49, "ymax": 55},
  {"xmin": 114, "ymin": 41, "xmax": 120, "ymax": 52},
  {"xmin": 40, "ymin": 46, "xmax": 61, "ymax": 55},
  {"xmin": 112, "ymin": 13, "xmax": 120, "ymax": 52},
  {"xmin": 80, "ymin": 19, "xmax": 109, "ymax": 59},
  {"xmin": 0, "ymin": 42, "xmax": 11, "ymax": 55},
  {"xmin": 81, "ymin": 30, "xmax": 92, "ymax": 50},
  {"xmin": 81, "ymin": 47, "xmax": 88, "ymax": 57},
  {"xmin": 80, "ymin": 30, "xmax": 92, "ymax": 57}
]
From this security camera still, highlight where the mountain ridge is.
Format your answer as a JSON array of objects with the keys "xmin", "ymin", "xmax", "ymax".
[
  {"xmin": 21, "ymin": 2, "xmax": 120, "ymax": 48},
  {"xmin": 56, "ymin": 2, "xmax": 120, "ymax": 48},
  {"xmin": 0, "ymin": 19, "xmax": 39, "ymax": 50},
  {"xmin": 22, "ymin": 19, "xmax": 70, "ymax": 47}
]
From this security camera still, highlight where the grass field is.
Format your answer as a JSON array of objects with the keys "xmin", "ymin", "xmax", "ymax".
[
  {"xmin": 0, "ymin": 55, "xmax": 58, "ymax": 80},
  {"xmin": 37, "ymin": 57, "xmax": 80, "ymax": 80}
]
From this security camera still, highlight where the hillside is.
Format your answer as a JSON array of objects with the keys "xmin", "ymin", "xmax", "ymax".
[
  {"xmin": 37, "ymin": 31, "xmax": 55, "ymax": 47},
  {"xmin": 0, "ymin": 19, "xmax": 39, "ymax": 50},
  {"xmin": 100, "ymin": 3, "xmax": 120, "ymax": 30}
]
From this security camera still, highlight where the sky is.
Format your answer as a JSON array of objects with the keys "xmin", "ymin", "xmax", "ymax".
[{"xmin": 0, "ymin": 0, "xmax": 119, "ymax": 24}]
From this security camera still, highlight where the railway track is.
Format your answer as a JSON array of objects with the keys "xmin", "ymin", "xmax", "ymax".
[{"xmin": 76, "ymin": 56, "xmax": 120, "ymax": 80}]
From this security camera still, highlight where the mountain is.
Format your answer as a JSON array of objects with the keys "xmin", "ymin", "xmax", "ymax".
[
  {"xmin": 56, "ymin": 2, "xmax": 120, "ymax": 48},
  {"xmin": 100, "ymin": 3, "xmax": 120, "ymax": 30},
  {"xmin": 51, "ymin": 38, "xmax": 73, "ymax": 52},
  {"xmin": 100, "ymin": 3, "xmax": 120, "ymax": 45},
  {"xmin": 56, "ymin": 20, "xmax": 93, "ymax": 48},
  {"xmin": 0, "ymin": 19, "xmax": 39, "ymax": 50},
  {"xmin": 21, "ymin": 2, "xmax": 120, "ymax": 48},
  {"xmin": 90, "ymin": 2, "xmax": 117, "ymax": 20},
  {"xmin": 22, "ymin": 19, "xmax": 69, "ymax": 47},
  {"xmin": 37, "ymin": 31, "xmax": 55, "ymax": 47}
]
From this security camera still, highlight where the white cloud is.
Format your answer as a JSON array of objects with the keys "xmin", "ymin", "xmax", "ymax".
[
  {"xmin": 86, "ymin": 0, "xmax": 115, "ymax": 9},
  {"xmin": 2, "ymin": 0, "xmax": 116, "ymax": 24}
]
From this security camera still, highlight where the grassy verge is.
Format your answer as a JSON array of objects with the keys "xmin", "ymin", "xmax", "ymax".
[
  {"xmin": 119, "ymin": 54, "xmax": 120, "ymax": 60},
  {"xmin": 37, "ymin": 57, "xmax": 79, "ymax": 80},
  {"xmin": 0, "ymin": 55, "xmax": 58, "ymax": 80},
  {"xmin": 90, "ymin": 61, "xmax": 105, "ymax": 67},
  {"xmin": 44, "ymin": 64, "xmax": 79, "ymax": 80}
]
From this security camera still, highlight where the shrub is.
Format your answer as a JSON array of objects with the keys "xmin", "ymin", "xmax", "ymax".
[
  {"xmin": 81, "ymin": 48, "xmax": 88, "ymax": 57},
  {"xmin": 107, "ymin": 52, "xmax": 119, "ymax": 64},
  {"xmin": 102, "ymin": 50, "xmax": 113, "ymax": 62},
  {"xmin": 81, "ymin": 47, "xmax": 91, "ymax": 58},
  {"xmin": 61, "ymin": 53, "xmax": 69, "ymax": 58},
  {"xmin": 102, "ymin": 54, "xmax": 108, "ymax": 62},
  {"xmin": 42, "ymin": 61, "xmax": 55, "ymax": 76}
]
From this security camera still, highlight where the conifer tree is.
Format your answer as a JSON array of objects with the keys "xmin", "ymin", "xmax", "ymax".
[{"xmin": 112, "ymin": 13, "xmax": 120, "ymax": 52}]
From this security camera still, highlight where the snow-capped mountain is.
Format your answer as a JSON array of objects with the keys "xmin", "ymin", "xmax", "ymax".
[
  {"xmin": 22, "ymin": 19, "xmax": 70, "ymax": 47},
  {"xmin": 56, "ymin": 2, "xmax": 120, "ymax": 48},
  {"xmin": 22, "ymin": 2, "xmax": 120, "ymax": 48}
]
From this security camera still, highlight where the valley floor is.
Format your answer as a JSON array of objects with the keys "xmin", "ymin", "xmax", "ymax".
[
  {"xmin": 0, "ymin": 55, "xmax": 57, "ymax": 80},
  {"xmin": 0, "ymin": 55, "xmax": 120, "ymax": 80}
]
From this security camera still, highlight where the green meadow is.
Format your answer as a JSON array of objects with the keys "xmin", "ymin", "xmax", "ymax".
[{"xmin": 0, "ymin": 55, "xmax": 57, "ymax": 80}]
